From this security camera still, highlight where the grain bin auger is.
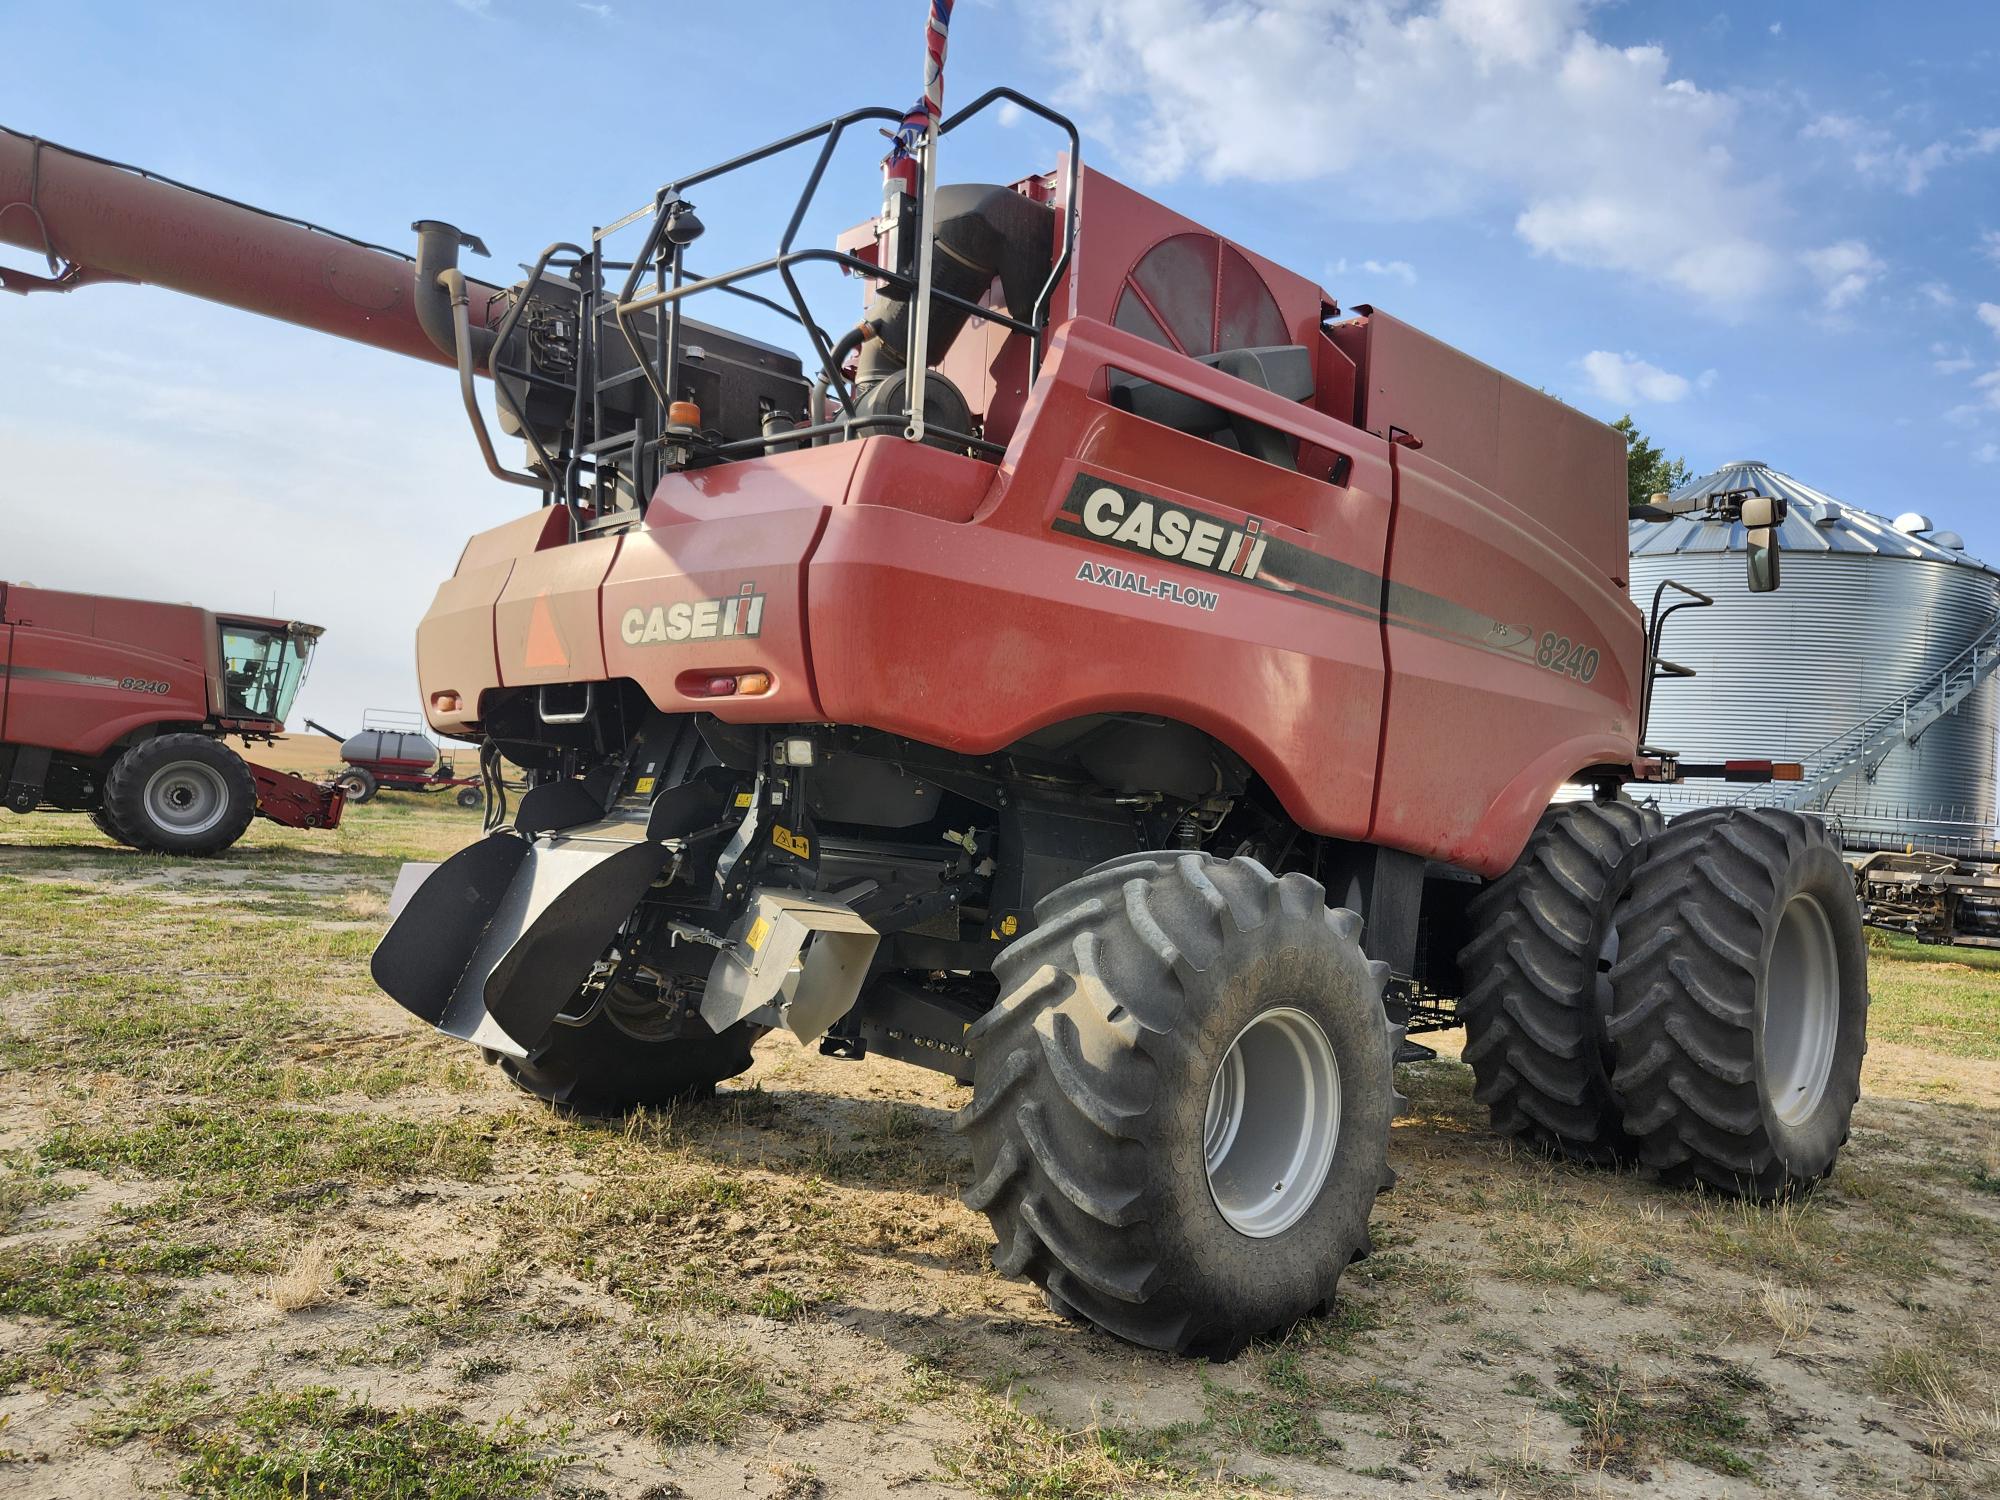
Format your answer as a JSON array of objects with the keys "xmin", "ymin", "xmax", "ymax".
[{"xmin": 2, "ymin": 64, "xmax": 1872, "ymax": 1360}]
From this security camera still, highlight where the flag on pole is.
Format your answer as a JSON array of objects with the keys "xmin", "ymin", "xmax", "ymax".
[{"xmin": 887, "ymin": 0, "xmax": 954, "ymax": 163}]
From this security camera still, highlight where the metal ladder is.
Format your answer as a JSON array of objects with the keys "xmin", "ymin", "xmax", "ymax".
[{"xmin": 1733, "ymin": 616, "xmax": 2000, "ymax": 810}]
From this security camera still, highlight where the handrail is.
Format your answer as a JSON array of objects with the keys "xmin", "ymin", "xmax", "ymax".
[
  {"xmin": 598, "ymin": 92, "xmax": 1080, "ymax": 466},
  {"xmin": 1723, "ymin": 614, "xmax": 2000, "ymax": 808}
]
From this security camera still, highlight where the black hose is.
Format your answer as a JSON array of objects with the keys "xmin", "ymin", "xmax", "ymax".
[{"xmin": 809, "ymin": 321, "xmax": 875, "ymax": 436}]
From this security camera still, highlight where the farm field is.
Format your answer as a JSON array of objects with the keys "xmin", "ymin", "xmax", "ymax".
[{"xmin": 1, "ymin": 797, "xmax": 1996, "ymax": 1499}]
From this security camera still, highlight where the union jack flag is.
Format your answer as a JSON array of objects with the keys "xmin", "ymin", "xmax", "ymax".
[{"xmin": 887, "ymin": 0, "xmax": 954, "ymax": 163}]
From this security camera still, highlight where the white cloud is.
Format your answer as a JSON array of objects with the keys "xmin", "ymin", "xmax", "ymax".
[
  {"xmin": 1934, "ymin": 343, "xmax": 1977, "ymax": 375},
  {"xmin": 575, "ymin": 1, "xmax": 613, "ymax": 15},
  {"xmin": 1801, "ymin": 240, "xmax": 1885, "ymax": 311},
  {"xmin": 1982, "ymin": 229, "xmax": 2000, "ymax": 266},
  {"xmin": 1975, "ymin": 442, "xmax": 2000, "ymax": 464},
  {"xmin": 1769, "ymin": 21, "xmax": 1783, "ymax": 36},
  {"xmin": 1041, "ymin": 0, "xmax": 1781, "ymax": 307},
  {"xmin": 1581, "ymin": 350, "xmax": 1696, "ymax": 404},
  {"xmin": 1980, "ymin": 303, "xmax": 2000, "ymax": 336},
  {"xmin": 1331, "ymin": 256, "xmax": 1418, "ymax": 285},
  {"xmin": 1920, "ymin": 282, "xmax": 1957, "ymax": 309},
  {"xmin": 1802, "ymin": 113, "xmax": 2000, "ymax": 194}
]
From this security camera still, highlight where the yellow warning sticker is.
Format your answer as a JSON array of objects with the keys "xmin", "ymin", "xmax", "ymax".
[
  {"xmin": 734, "ymin": 791, "xmax": 754, "ymax": 808},
  {"xmin": 1000, "ymin": 914, "xmax": 1019, "ymax": 936},
  {"xmin": 635, "ymin": 776, "xmax": 656, "ymax": 795},
  {"xmin": 746, "ymin": 916, "xmax": 772, "ymax": 952},
  {"xmin": 772, "ymin": 824, "xmax": 811, "ymax": 858}
]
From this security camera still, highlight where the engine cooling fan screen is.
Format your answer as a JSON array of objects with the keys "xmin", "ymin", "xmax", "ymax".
[{"xmin": 1113, "ymin": 233, "xmax": 1288, "ymax": 359}]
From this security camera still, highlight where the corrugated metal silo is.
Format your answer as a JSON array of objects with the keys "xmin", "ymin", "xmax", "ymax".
[{"xmin": 1629, "ymin": 461, "xmax": 2000, "ymax": 839}]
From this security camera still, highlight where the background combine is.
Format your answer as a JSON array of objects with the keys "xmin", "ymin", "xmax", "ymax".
[
  {"xmin": 0, "ymin": 580, "xmax": 339, "ymax": 854},
  {"xmin": 2, "ymin": 64, "xmax": 1868, "ymax": 1361}
]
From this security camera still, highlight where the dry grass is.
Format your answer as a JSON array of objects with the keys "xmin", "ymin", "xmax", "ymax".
[
  {"xmin": 1752, "ymin": 1279, "xmax": 1816, "ymax": 1347},
  {"xmin": 1876, "ymin": 1343, "xmax": 2000, "ymax": 1453},
  {"xmin": 264, "ymin": 1240, "xmax": 337, "ymax": 1313}
]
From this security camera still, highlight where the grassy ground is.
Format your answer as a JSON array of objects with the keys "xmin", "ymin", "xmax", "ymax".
[{"xmin": 1, "ymin": 797, "xmax": 1996, "ymax": 1499}]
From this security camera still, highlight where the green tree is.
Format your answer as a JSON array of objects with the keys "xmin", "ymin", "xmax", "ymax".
[{"xmin": 1613, "ymin": 414, "xmax": 1691, "ymax": 510}]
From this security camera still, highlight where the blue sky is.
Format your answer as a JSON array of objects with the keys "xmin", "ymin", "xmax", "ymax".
[{"xmin": 3, "ymin": 0, "xmax": 1997, "ymax": 731}]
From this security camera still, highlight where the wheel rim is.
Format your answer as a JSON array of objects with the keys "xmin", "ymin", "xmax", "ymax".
[
  {"xmin": 142, "ymin": 761, "xmax": 229, "ymax": 837},
  {"xmin": 1203, "ymin": 1006, "xmax": 1341, "ymax": 1238},
  {"xmin": 1762, "ymin": 892, "xmax": 1841, "ymax": 1127}
]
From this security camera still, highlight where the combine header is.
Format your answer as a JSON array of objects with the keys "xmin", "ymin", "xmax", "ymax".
[{"xmin": 1, "ymin": 17, "xmax": 1870, "ymax": 1357}]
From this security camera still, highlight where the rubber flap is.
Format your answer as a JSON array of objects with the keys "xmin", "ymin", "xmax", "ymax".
[
  {"xmin": 481, "ymin": 838, "xmax": 678, "ymax": 1049},
  {"xmin": 371, "ymin": 835, "xmax": 532, "ymax": 1025}
]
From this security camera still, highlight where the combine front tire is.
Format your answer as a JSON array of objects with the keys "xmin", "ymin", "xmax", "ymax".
[
  {"xmin": 1456, "ymin": 800, "xmax": 1658, "ymax": 1163},
  {"xmin": 102, "ymin": 734, "xmax": 257, "ymax": 856},
  {"xmin": 1606, "ymin": 808, "xmax": 1868, "ymax": 1198},
  {"xmin": 958, "ymin": 852, "xmax": 1401, "ymax": 1360}
]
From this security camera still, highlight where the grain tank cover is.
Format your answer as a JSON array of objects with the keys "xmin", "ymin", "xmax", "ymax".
[
  {"xmin": 341, "ymin": 730, "xmax": 438, "ymax": 770},
  {"xmin": 1633, "ymin": 460, "xmax": 1992, "ymax": 571}
]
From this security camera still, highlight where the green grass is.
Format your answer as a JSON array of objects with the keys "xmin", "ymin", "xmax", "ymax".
[
  {"xmin": 1541, "ymin": 1352, "xmax": 1764, "ymax": 1481},
  {"xmin": 1867, "ymin": 935, "xmax": 2000, "ymax": 1060},
  {"xmin": 0, "ymin": 1238, "xmax": 241, "ymax": 1391},
  {"xmin": 552, "ymin": 1328, "xmax": 772, "ymax": 1447},
  {"xmin": 40, "ymin": 1107, "xmax": 494, "ymax": 1210},
  {"xmin": 177, "ymin": 1387, "xmax": 559, "ymax": 1499}
]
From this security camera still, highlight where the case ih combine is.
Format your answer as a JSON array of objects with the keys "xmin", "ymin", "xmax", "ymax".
[
  {"xmin": 2, "ymin": 44, "xmax": 1867, "ymax": 1356},
  {"xmin": 0, "ymin": 582, "xmax": 339, "ymax": 853}
]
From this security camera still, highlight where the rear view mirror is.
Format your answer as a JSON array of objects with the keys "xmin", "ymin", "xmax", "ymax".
[
  {"xmin": 1747, "ymin": 530, "xmax": 1780, "ymax": 592},
  {"xmin": 1740, "ymin": 494, "xmax": 1782, "ymax": 592}
]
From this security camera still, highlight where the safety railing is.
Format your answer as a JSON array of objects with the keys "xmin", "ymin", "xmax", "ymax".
[
  {"xmin": 1724, "ymin": 615, "xmax": 2000, "ymax": 810},
  {"xmin": 600, "ymin": 87, "xmax": 1079, "ymax": 462}
]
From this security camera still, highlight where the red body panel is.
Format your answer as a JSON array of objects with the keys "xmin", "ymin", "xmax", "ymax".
[
  {"xmin": 0, "ymin": 585, "xmax": 216, "ymax": 756},
  {"xmin": 408, "ymin": 164, "xmax": 1641, "ymax": 878}
]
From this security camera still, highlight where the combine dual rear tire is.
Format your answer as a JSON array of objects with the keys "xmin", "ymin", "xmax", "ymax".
[
  {"xmin": 958, "ymin": 852, "xmax": 1402, "ymax": 1360},
  {"xmin": 1456, "ymin": 800, "xmax": 1659, "ymax": 1163},
  {"xmin": 1606, "ymin": 808, "xmax": 1867, "ymax": 1198},
  {"xmin": 101, "ymin": 734, "xmax": 256, "ymax": 856}
]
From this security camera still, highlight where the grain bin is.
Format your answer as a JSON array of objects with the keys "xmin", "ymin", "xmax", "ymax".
[{"xmin": 1631, "ymin": 461, "xmax": 2000, "ymax": 839}]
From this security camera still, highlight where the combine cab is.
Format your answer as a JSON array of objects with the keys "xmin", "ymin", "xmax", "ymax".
[
  {"xmin": 2, "ymin": 53, "xmax": 1869, "ymax": 1359},
  {"xmin": 0, "ymin": 581, "xmax": 341, "ymax": 854}
]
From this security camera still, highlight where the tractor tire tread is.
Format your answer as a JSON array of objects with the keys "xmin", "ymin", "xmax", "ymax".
[
  {"xmin": 959, "ymin": 851, "xmax": 1397, "ymax": 1359},
  {"xmin": 1606, "ymin": 807, "xmax": 1867, "ymax": 1199},
  {"xmin": 1456, "ymin": 799, "xmax": 1659, "ymax": 1162}
]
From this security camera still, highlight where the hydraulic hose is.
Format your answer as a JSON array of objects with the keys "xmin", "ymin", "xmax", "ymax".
[{"xmin": 809, "ymin": 321, "xmax": 877, "ymax": 437}]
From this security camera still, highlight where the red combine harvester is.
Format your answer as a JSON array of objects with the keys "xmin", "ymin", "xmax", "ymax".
[
  {"xmin": 0, "ymin": 582, "xmax": 341, "ymax": 853},
  {"xmin": 1, "ymin": 66, "xmax": 1863, "ymax": 1360}
]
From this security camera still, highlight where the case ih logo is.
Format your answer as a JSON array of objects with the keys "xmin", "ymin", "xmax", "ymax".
[
  {"xmin": 621, "ymin": 582, "xmax": 765, "ymax": 646},
  {"xmin": 1052, "ymin": 474, "xmax": 1269, "ymax": 581}
]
